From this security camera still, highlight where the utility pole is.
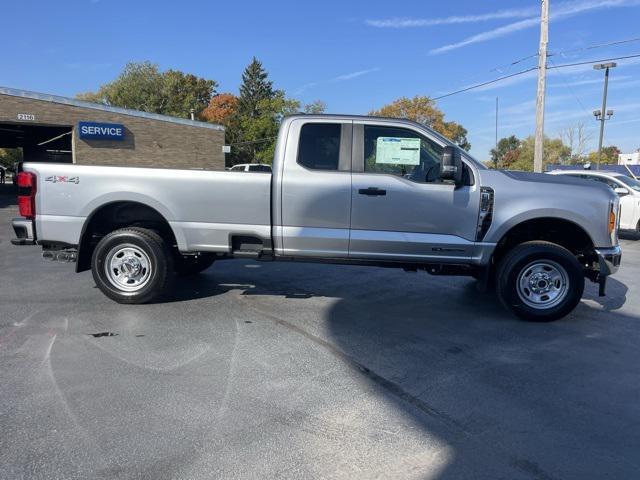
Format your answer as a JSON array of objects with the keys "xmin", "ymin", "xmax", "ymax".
[
  {"xmin": 593, "ymin": 62, "xmax": 616, "ymax": 170},
  {"xmin": 495, "ymin": 97, "xmax": 499, "ymax": 169},
  {"xmin": 533, "ymin": 0, "xmax": 549, "ymax": 173}
]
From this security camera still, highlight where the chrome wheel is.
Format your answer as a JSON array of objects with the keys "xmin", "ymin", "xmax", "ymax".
[
  {"xmin": 104, "ymin": 244, "xmax": 152, "ymax": 292},
  {"xmin": 516, "ymin": 260, "xmax": 569, "ymax": 310}
]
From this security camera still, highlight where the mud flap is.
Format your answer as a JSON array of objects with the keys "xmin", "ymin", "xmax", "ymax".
[{"xmin": 598, "ymin": 275, "xmax": 607, "ymax": 297}]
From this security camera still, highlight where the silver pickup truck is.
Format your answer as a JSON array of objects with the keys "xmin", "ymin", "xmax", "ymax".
[{"xmin": 12, "ymin": 114, "xmax": 621, "ymax": 321}]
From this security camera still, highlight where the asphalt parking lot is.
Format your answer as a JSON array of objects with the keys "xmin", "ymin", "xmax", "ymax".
[{"xmin": 1, "ymin": 187, "xmax": 639, "ymax": 480}]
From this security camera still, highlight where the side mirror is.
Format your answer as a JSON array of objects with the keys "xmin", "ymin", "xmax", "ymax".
[
  {"xmin": 441, "ymin": 146, "xmax": 463, "ymax": 185},
  {"xmin": 614, "ymin": 187, "xmax": 629, "ymax": 196}
]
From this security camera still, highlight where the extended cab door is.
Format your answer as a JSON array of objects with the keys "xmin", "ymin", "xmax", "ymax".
[
  {"xmin": 349, "ymin": 121, "xmax": 479, "ymax": 262},
  {"xmin": 276, "ymin": 118, "xmax": 352, "ymax": 257}
]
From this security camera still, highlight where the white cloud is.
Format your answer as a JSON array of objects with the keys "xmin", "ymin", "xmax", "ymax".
[
  {"xmin": 430, "ymin": 17, "xmax": 539, "ymax": 55},
  {"xmin": 292, "ymin": 68, "xmax": 380, "ymax": 95},
  {"xmin": 365, "ymin": 7, "xmax": 538, "ymax": 28},
  {"xmin": 429, "ymin": 0, "xmax": 640, "ymax": 55},
  {"xmin": 331, "ymin": 68, "xmax": 380, "ymax": 82}
]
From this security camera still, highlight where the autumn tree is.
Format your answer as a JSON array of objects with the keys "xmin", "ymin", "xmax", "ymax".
[
  {"xmin": 200, "ymin": 93, "xmax": 239, "ymax": 125},
  {"xmin": 490, "ymin": 135, "xmax": 521, "ymax": 169},
  {"xmin": 369, "ymin": 96, "xmax": 471, "ymax": 151},
  {"xmin": 77, "ymin": 61, "xmax": 217, "ymax": 119}
]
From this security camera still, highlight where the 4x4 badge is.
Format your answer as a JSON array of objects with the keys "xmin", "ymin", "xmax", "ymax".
[{"xmin": 45, "ymin": 176, "xmax": 79, "ymax": 184}]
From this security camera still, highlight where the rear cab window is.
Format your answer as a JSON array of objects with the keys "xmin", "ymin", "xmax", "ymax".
[{"xmin": 297, "ymin": 123, "xmax": 342, "ymax": 171}]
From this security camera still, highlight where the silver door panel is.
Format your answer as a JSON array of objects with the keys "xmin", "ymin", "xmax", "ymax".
[
  {"xmin": 350, "ymin": 173, "xmax": 478, "ymax": 260},
  {"xmin": 279, "ymin": 118, "xmax": 352, "ymax": 256}
]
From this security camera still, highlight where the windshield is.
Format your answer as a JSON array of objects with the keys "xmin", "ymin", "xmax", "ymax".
[{"xmin": 617, "ymin": 175, "xmax": 640, "ymax": 192}]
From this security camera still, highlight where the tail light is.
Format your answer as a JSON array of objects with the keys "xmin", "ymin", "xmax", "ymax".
[
  {"xmin": 608, "ymin": 200, "xmax": 619, "ymax": 244},
  {"xmin": 17, "ymin": 172, "xmax": 37, "ymax": 219}
]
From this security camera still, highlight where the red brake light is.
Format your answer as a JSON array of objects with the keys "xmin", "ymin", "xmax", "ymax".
[
  {"xmin": 17, "ymin": 171, "xmax": 35, "ymax": 188},
  {"xmin": 17, "ymin": 172, "xmax": 37, "ymax": 219}
]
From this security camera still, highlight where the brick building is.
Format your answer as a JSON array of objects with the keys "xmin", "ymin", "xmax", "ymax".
[{"xmin": 0, "ymin": 86, "xmax": 225, "ymax": 170}]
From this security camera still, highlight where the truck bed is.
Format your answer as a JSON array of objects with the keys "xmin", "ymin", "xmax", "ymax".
[{"xmin": 25, "ymin": 163, "xmax": 272, "ymax": 252}]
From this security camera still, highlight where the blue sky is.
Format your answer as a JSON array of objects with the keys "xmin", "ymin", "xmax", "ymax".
[{"xmin": 3, "ymin": 0, "xmax": 640, "ymax": 160}]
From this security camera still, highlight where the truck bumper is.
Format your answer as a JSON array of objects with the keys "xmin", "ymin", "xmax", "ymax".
[
  {"xmin": 11, "ymin": 218, "xmax": 36, "ymax": 245},
  {"xmin": 595, "ymin": 246, "xmax": 621, "ymax": 276}
]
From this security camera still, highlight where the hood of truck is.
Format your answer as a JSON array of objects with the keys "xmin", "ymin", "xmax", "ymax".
[
  {"xmin": 477, "ymin": 169, "xmax": 618, "ymax": 248},
  {"xmin": 499, "ymin": 170, "xmax": 611, "ymax": 189}
]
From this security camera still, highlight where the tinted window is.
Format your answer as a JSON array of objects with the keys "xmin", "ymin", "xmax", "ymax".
[
  {"xmin": 363, "ymin": 126, "xmax": 443, "ymax": 183},
  {"xmin": 249, "ymin": 165, "xmax": 271, "ymax": 172},
  {"xmin": 583, "ymin": 175, "xmax": 620, "ymax": 190},
  {"xmin": 298, "ymin": 123, "xmax": 341, "ymax": 171},
  {"xmin": 616, "ymin": 175, "xmax": 640, "ymax": 192}
]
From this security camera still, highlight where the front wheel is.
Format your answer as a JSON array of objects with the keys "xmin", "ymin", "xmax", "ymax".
[
  {"xmin": 496, "ymin": 241, "xmax": 584, "ymax": 322},
  {"xmin": 91, "ymin": 227, "xmax": 174, "ymax": 304}
]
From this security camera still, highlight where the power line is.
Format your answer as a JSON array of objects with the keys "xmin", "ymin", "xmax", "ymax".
[
  {"xmin": 433, "ymin": 53, "xmax": 640, "ymax": 101},
  {"xmin": 549, "ymin": 36, "xmax": 640, "ymax": 58},
  {"xmin": 432, "ymin": 67, "xmax": 538, "ymax": 101},
  {"xmin": 452, "ymin": 36, "xmax": 640, "ymax": 94},
  {"xmin": 547, "ymin": 53, "xmax": 640, "ymax": 69},
  {"xmin": 546, "ymin": 57, "xmax": 590, "ymax": 117}
]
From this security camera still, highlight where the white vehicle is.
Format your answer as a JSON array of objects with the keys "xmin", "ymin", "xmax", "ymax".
[
  {"xmin": 549, "ymin": 170, "xmax": 640, "ymax": 231},
  {"xmin": 227, "ymin": 163, "xmax": 272, "ymax": 172}
]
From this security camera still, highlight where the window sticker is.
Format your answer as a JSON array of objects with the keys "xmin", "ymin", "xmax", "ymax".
[{"xmin": 375, "ymin": 137, "xmax": 420, "ymax": 165}]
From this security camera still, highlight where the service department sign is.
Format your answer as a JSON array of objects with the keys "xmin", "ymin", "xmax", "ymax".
[{"xmin": 78, "ymin": 121, "xmax": 125, "ymax": 141}]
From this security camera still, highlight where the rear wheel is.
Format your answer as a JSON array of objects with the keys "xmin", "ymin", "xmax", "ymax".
[
  {"xmin": 91, "ymin": 227, "xmax": 174, "ymax": 304},
  {"xmin": 496, "ymin": 241, "xmax": 584, "ymax": 322}
]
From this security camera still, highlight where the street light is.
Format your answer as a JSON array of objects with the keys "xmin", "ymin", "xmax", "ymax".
[{"xmin": 593, "ymin": 62, "xmax": 616, "ymax": 170}]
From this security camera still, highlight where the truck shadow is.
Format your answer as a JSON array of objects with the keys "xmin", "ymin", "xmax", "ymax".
[{"xmin": 172, "ymin": 261, "xmax": 638, "ymax": 478}]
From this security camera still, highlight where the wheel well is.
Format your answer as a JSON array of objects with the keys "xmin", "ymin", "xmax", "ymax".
[
  {"xmin": 493, "ymin": 218, "xmax": 595, "ymax": 266},
  {"xmin": 76, "ymin": 201, "xmax": 177, "ymax": 272}
]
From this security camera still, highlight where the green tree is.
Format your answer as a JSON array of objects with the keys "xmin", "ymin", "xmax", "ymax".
[
  {"xmin": 490, "ymin": 135, "xmax": 521, "ymax": 169},
  {"xmin": 510, "ymin": 136, "xmax": 571, "ymax": 171},
  {"xmin": 227, "ymin": 58, "xmax": 303, "ymax": 165},
  {"xmin": 76, "ymin": 61, "xmax": 217, "ymax": 119},
  {"xmin": 586, "ymin": 145, "xmax": 620, "ymax": 165},
  {"xmin": 369, "ymin": 96, "xmax": 471, "ymax": 151},
  {"xmin": 237, "ymin": 57, "xmax": 275, "ymax": 119},
  {"xmin": 303, "ymin": 100, "xmax": 327, "ymax": 114},
  {"xmin": 0, "ymin": 148, "xmax": 22, "ymax": 170}
]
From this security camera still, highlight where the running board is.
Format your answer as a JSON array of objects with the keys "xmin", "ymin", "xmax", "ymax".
[{"xmin": 232, "ymin": 250, "xmax": 261, "ymax": 259}]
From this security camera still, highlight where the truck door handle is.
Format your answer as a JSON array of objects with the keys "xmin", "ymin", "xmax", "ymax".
[{"xmin": 358, "ymin": 187, "xmax": 387, "ymax": 196}]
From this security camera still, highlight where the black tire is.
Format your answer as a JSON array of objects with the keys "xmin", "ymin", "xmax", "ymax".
[
  {"xmin": 174, "ymin": 255, "xmax": 215, "ymax": 276},
  {"xmin": 91, "ymin": 227, "xmax": 174, "ymax": 304},
  {"xmin": 496, "ymin": 241, "xmax": 584, "ymax": 322}
]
